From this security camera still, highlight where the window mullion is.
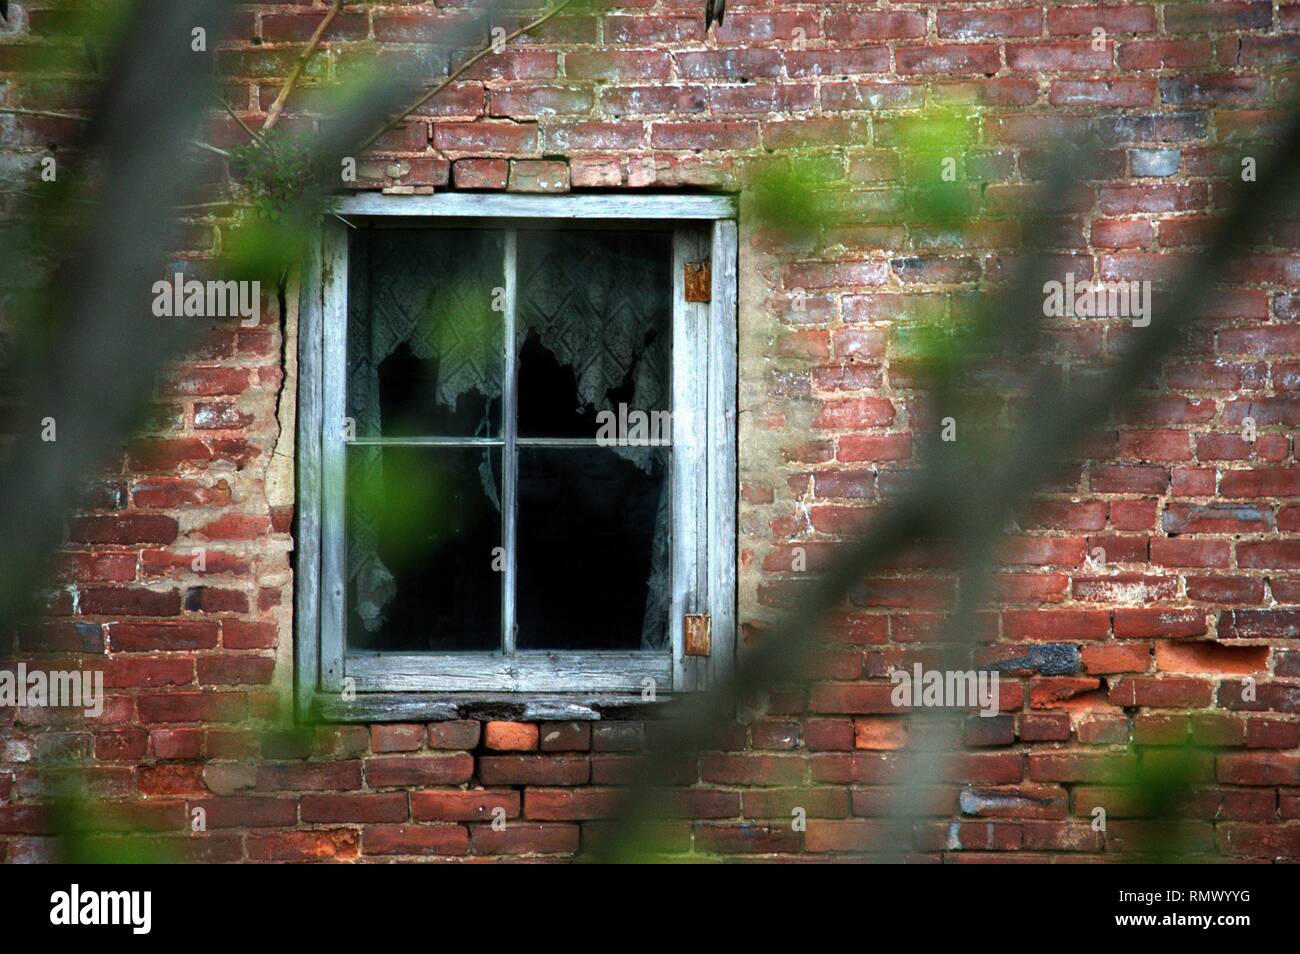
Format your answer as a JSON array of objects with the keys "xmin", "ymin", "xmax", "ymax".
[{"xmin": 502, "ymin": 228, "xmax": 519, "ymax": 657}]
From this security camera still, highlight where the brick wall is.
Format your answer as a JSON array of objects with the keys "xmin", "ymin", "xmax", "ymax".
[{"xmin": 2, "ymin": 0, "xmax": 1300, "ymax": 861}]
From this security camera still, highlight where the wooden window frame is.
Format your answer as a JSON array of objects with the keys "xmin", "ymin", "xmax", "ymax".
[{"xmin": 296, "ymin": 193, "xmax": 738, "ymax": 721}]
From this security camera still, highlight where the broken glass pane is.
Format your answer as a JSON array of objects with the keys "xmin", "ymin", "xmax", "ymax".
[
  {"xmin": 516, "ymin": 228, "xmax": 672, "ymax": 439},
  {"xmin": 346, "ymin": 445, "xmax": 502, "ymax": 652}
]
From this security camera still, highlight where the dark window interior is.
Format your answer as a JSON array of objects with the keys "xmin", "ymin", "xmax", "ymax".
[{"xmin": 344, "ymin": 225, "xmax": 674, "ymax": 655}]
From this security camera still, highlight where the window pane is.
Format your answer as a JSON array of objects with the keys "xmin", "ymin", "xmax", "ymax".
[
  {"xmin": 346, "ymin": 445, "xmax": 502, "ymax": 652},
  {"xmin": 347, "ymin": 228, "xmax": 505, "ymax": 438},
  {"xmin": 516, "ymin": 229, "xmax": 672, "ymax": 439},
  {"xmin": 516, "ymin": 446, "xmax": 670, "ymax": 651}
]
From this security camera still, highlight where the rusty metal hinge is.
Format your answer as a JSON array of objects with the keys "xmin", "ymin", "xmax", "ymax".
[
  {"xmin": 684, "ymin": 613, "xmax": 712, "ymax": 656},
  {"xmin": 684, "ymin": 261, "xmax": 711, "ymax": 302}
]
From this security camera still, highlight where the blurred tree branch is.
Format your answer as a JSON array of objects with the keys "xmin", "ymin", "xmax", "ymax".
[
  {"xmin": 2, "ymin": 0, "xmax": 1288, "ymax": 865},
  {"xmin": 597, "ymin": 100, "xmax": 1300, "ymax": 861},
  {"xmin": 0, "ymin": 0, "xmax": 234, "ymax": 627}
]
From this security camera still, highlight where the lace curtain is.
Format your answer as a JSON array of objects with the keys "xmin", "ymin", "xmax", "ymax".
[{"xmin": 347, "ymin": 228, "xmax": 672, "ymax": 650}]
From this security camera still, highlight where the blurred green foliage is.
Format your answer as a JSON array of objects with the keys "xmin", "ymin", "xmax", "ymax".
[
  {"xmin": 743, "ymin": 156, "xmax": 843, "ymax": 241},
  {"xmin": 893, "ymin": 106, "xmax": 982, "ymax": 226}
]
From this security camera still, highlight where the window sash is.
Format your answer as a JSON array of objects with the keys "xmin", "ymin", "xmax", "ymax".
[
  {"xmin": 297, "ymin": 194, "xmax": 737, "ymax": 713},
  {"xmin": 325, "ymin": 223, "xmax": 682, "ymax": 678}
]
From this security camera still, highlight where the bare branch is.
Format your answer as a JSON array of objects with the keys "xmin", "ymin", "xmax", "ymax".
[
  {"xmin": 209, "ymin": 90, "xmax": 270, "ymax": 149},
  {"xmin": 0, "ymin": 106, "xmax": 232, "ymax": 157},
  {"xmin": 188, "ymin": 138, "xmax": 232, "ymax": 158},
  {"xmin": 262, "ymin": 0, "xmax": 345, "ymax": 133},
  {"xmin": 0, "ymin": 106, "xmax": 86, "ymax": 122},
  {"xmin": 356, "ymin": 0, "xmax": 573, "ymax": 155}
]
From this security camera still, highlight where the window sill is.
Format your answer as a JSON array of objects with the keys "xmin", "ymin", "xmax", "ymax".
[{"xmin": 312, "ymin": 691, "xmax": 674, "ymax": 724}]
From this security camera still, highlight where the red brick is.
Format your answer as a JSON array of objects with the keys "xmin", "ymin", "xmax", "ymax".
[
  {"xmin": 69, "ymin": 515, "xmax": 177, "ymax": 545},
  {"xmin": 433, "ymin": 122, "xmax": 536, "ymax": 155},
  {"xmin": 247, "ymin": 830, "xmax": 358, "ymax": 862},
  {"xmin": 108, "ymin": 621, "xmax": 218, "ymax": 652},
  {"xmin": 301, "ymin": 793, "xmax": 409, "ymax": 824},
  {"xmin": 478, "ymin": 755, "xmax": 590, "ymax": 786},
  {"xmin": 676, "ymin": 49, "xmax": 783, "ymax": 80},
  {"xmin": 1108, "ymin": 677, "xmax": 1213, "ymax": 708},
  {"xmin": 524, "ymin": 787, "xmax": 622, "ymax": 820},
  {"xmin": 191, "ymin": 797, "xmax": 298, "ymax": 829},
  {"xmin": 1049, "ymin": 5, "xmax": 1157, "ymax": 34},
  {"xmin": 1051, "ymin": 79, "xmax": 1155, "ymax": 108},
  {"xmin": 650, "ymin": 121, "xmax": 759, "ymax": 151},
  {"xmin": 196, "ymin": 655, "xmax": 274, "ymax": 686},
  {"xmin": 805, "ymin": 819, "xmax": 912, "ymax": 853},
  {"xmin": 370, "ymin": 724, "xmax": 424, "ymax": 753},
  {"xmin": 1081, "ymin": 643, "xmax": 1151, "ymax": 674},
  {"xmin": 137, "ymin": 690, "xmax": 246, "ymax": 724},
  {"xmin": 365, "ymin": 756, "xmax": 474, "ymax": 788},
  {"xmin": 1007, "ymin": 41, "xmax": 1111, "ymax": 71},
  {"xmin": 220, "ymin": 620, "xmax": 276, "ymax": 650},
  {"xmin": 827, "ymin": 12, "xmax": 927, "ymax": 41},
  {"xmin": 566, "ymin": 51, "xmax": 671, "ymax": 82},
  {"xmin": 483, "ymin": 721, "xmax": 539, "ymax": 752},
  {"xmin": 452, "ymin": 158, "xmax": 508, "ymax": 189},
  {"xmin": 1217, "ymin": 753, "xmax": 1300, "ymax": 785},
  {"xmin": 426, "ymin": 721, "xmax": 482, "ymax": 750},
  {"xmin": 150, "ymin": 728, "xmax": 202, "ymax": 760},
  {"xmin": 82, "ymin": 587, "xmax": 181, "ymax": 617},
  {"xmin": 1149, "ymin": 538, "xmax": 1230, "ymax": 568},
  {"xmin": 1003, "ymin": 610, "xmax": 1110, "ymax": 641},
  {"xmin": 508, "ymin": 159, "xmax": 570, "ymax": 193},
  {"xmin": 812, "ymin": 398, "xmax": 896, "ymax": 430},
  {"xmin": 411, "ymin": 789, "xmax": 519, "ymax": 822},
  {"xmin": 896, "ymin": 45, "xmax": 1001, "ymax": 75},
  {"xmin": 1240, "ymin": 541, "xmax": 1300, "ymax": 569},
  {"xmin": 361, "ymin": 824, "xmax": 469, "ymax": 857},
  {"xmin": 700, "ymin": 754, "xmax": 804, "ymax": 786},
  {"xmin": 469, "ymin": 822, "xmax": 580, "ymax": 855},
  {"xmin": 938, "ymin": 8, "xmax": 1041, "ymax": 38}
]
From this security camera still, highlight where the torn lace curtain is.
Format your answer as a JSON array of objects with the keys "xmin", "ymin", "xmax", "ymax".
[{"xmin": 346, "ymin": 228, "xmax": 672, "ymax": 650}]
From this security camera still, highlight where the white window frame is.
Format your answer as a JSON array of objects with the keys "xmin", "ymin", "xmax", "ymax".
[{"xmin": 295, "ymin": 193, "xmax": 737, "ymax": 720}]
